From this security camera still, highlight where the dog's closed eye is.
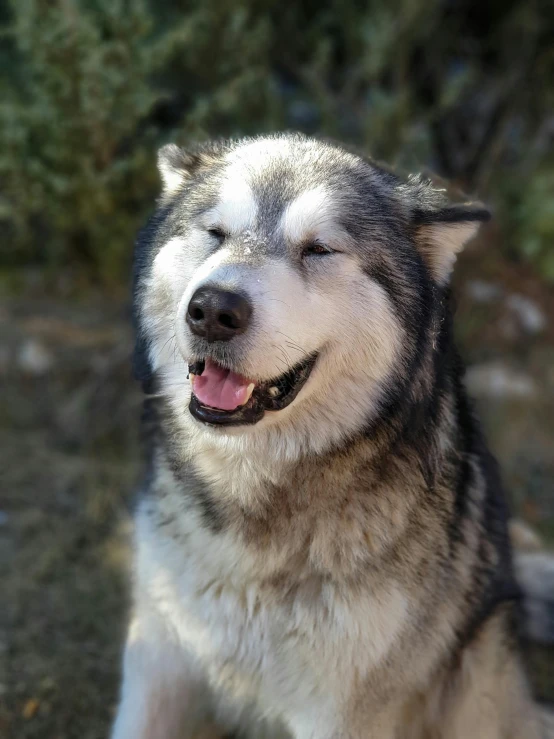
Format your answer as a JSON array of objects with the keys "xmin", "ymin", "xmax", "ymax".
[
  {"xmin": 208, "ymin": 227, "xmax": 226, "ymax": 244},
  {"xmin": 301, "ymin": 241, "xmax": 334, "ymax": 258}
]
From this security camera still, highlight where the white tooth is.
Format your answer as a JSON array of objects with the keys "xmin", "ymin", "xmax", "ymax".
[
  {"xmin": 189, "ymin": 373, "xmax": 196, "ymax": 381},
  {"xmin": 268, "ymin": 386, "xmax": 280, "ymax": 397},
  {"xmin": 242, "ymin": 383, "xmax": 255, "ymax": 403}
]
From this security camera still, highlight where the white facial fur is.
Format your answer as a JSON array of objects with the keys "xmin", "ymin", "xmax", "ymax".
[
  {"xmin": 141, "ymin": 147, "xmax": 403, "ymax": 462},
  {"xmin": 204, "ymin": 175, "xmax": 258, "ymax": 234},
  {"xmin": 280, "ymin": 185, "xmax": 343, "ymax": 246}
]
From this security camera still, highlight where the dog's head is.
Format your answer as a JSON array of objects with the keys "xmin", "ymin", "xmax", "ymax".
[{"xmin": 135, "ymin": 134, "xmax": 488, "ymax": 457}]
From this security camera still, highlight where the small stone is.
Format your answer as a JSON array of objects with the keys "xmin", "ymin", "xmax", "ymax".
[
  {"xmin": 505, "ymin": 294, "xmax": 546, "ymax": 335},
  {"xmin": 22, "ymin": 698, "xmax": 40, "ymax": 719},
  {"xmin": 465, "ymin": 363, "xmax": 536, "ymax": 399},
  {"xmin": 17, "ymin": 339, "xmax": 54, "ymax": 375},
  {"xmin": 466, "ymin": 280, "xmax": 503, "ymax": 303}
]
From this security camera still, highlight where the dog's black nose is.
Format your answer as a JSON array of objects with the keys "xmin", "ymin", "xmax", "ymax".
[{"xmin": 186, "ymin": 287, "xmax": 252, "ymax": 342}]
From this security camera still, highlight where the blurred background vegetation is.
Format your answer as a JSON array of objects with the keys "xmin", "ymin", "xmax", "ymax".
[
  {"xmin": 1, "ymin": 0, "xmax": 553, "ymax": 737},
  {"xmin": 2, "ymin": 0, "xmax": 554, "ymax": 283}
]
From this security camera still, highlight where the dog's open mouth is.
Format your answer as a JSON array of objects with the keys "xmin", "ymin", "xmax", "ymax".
[{"xmin": 188, "ymin": 354, "xmax": 317, "ymax": 426}]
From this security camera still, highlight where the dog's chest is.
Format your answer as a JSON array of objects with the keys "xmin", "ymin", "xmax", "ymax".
[{"xmin": 140, "ymin": 506, "xmax": 409, "ymax": 713}]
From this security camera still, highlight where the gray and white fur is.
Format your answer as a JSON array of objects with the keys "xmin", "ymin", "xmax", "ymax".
[{"xmin": 112, "ymin": 134, "xmax": 547, "ymax": 739}]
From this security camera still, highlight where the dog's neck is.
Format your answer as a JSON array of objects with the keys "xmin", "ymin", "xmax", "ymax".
[{"xmin": 148, "ymin": 352, "xmax": 467, "ymax": 583}]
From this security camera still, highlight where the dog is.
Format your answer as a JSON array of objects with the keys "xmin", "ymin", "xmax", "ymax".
[{"xmin": 112, "ymin": 133, "xmax": 547, "ymax": 738}]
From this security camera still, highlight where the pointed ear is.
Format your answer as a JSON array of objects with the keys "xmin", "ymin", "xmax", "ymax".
[
  {"xmin": 412, "ymin": 203, "xmax": 491, "ymax": 283},
  {"xmin": 157, "ymin": 144, "xmax": 206, "ymax": 196}
]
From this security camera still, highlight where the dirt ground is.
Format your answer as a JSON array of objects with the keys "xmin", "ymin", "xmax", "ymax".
[
  {"xmin": 1, "ymin": 293, "xmax": 141, "ymax": 738},
  {"xmin": 2, "ymin": 246, "xmax": 554, "ymax": 738}
]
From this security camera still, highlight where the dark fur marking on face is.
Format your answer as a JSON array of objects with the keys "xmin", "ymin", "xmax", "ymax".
[
  {"xmin": 362, "ymin": 260, "xmax": 406, "ymax": 319},
  {"xmin": 361, "ymin": 261, "xmax": 438, "ymax": 449},
  {"xmin": 254, "ymin": 161, "xmax": 299, "ymax": 232}
]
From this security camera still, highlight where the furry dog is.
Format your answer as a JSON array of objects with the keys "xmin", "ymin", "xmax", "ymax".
[{"xmin": 112, "ymin": 134, "xmax": 546, "ymax": 738}]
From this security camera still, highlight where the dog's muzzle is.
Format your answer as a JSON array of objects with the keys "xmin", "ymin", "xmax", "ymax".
[{"xmin": 188, "ymin": 354, "xmax": 318, "ymax": 426}]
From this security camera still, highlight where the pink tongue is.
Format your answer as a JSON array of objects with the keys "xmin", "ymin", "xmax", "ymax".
[{"xmin": 191, "ymin": 359, "xmax": 254, "ymax": 411}]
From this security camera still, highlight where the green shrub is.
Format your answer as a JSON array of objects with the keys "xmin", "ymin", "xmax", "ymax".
[
  {"xmin": 1, "ymin": 0, "xmax": 552, "ymax": 283},
  {"xmin": 501, "ymin": 165, "xmax": 554, "ymax": 282}
]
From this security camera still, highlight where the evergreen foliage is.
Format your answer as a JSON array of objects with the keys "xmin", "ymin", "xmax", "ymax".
[{"xmin": 1, "ymin": 0, "xmax": 552, "ymax": 281}]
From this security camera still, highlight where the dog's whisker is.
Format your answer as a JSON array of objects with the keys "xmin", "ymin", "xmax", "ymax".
[
  {"xmin": 159, "ymin": 333, "xmax": 176, "ymax": 356},
  {"xmin": 275, "ymin": 331, "xmax": 305, "ymax": 354}
]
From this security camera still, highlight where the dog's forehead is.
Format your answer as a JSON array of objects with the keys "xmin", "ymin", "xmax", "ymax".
[{"xmin": 207, "ymin": 137, "xmax": 361, "ymax": 237}]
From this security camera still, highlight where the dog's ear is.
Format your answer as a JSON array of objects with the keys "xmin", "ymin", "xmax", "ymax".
[
  {"xmin": 157, "ymin": 144, "xmax": 208, "ymax": 196},
  {"xmin": 412, "ymin": 203, "xmax": 491, "ymax": 284}
]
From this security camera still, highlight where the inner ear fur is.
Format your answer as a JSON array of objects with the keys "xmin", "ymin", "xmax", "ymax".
[
  {"xmin": 157, "ymin": 143, "xmax": 212, "ymax": 196},
  {"xmin": 412, "ymin": 203, "xmax": 491, "ymax": 283}
]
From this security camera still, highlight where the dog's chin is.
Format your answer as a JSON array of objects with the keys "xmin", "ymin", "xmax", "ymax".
[{"xmin": 187, "ymin": 354, "xmax": 318, "ymax": 428}]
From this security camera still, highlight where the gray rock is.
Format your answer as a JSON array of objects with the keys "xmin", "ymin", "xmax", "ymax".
[
  {"xmin": 466, "ymin": 280, "xmax": 503, "ymax": 303},
  {"xmin": 465, "ymin": 362, "xmax": 537, "ymax": 398},
  {"xmin": 17, "ymin": 339, "xmax": 54, "ymax": 375},
  {"xmin": 506, "ymin": 294, "xmax": 547, "ymax": 335},
  {"xmin": 515, "ymin": 552, "xmax": 554, "ymax": 644}
]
